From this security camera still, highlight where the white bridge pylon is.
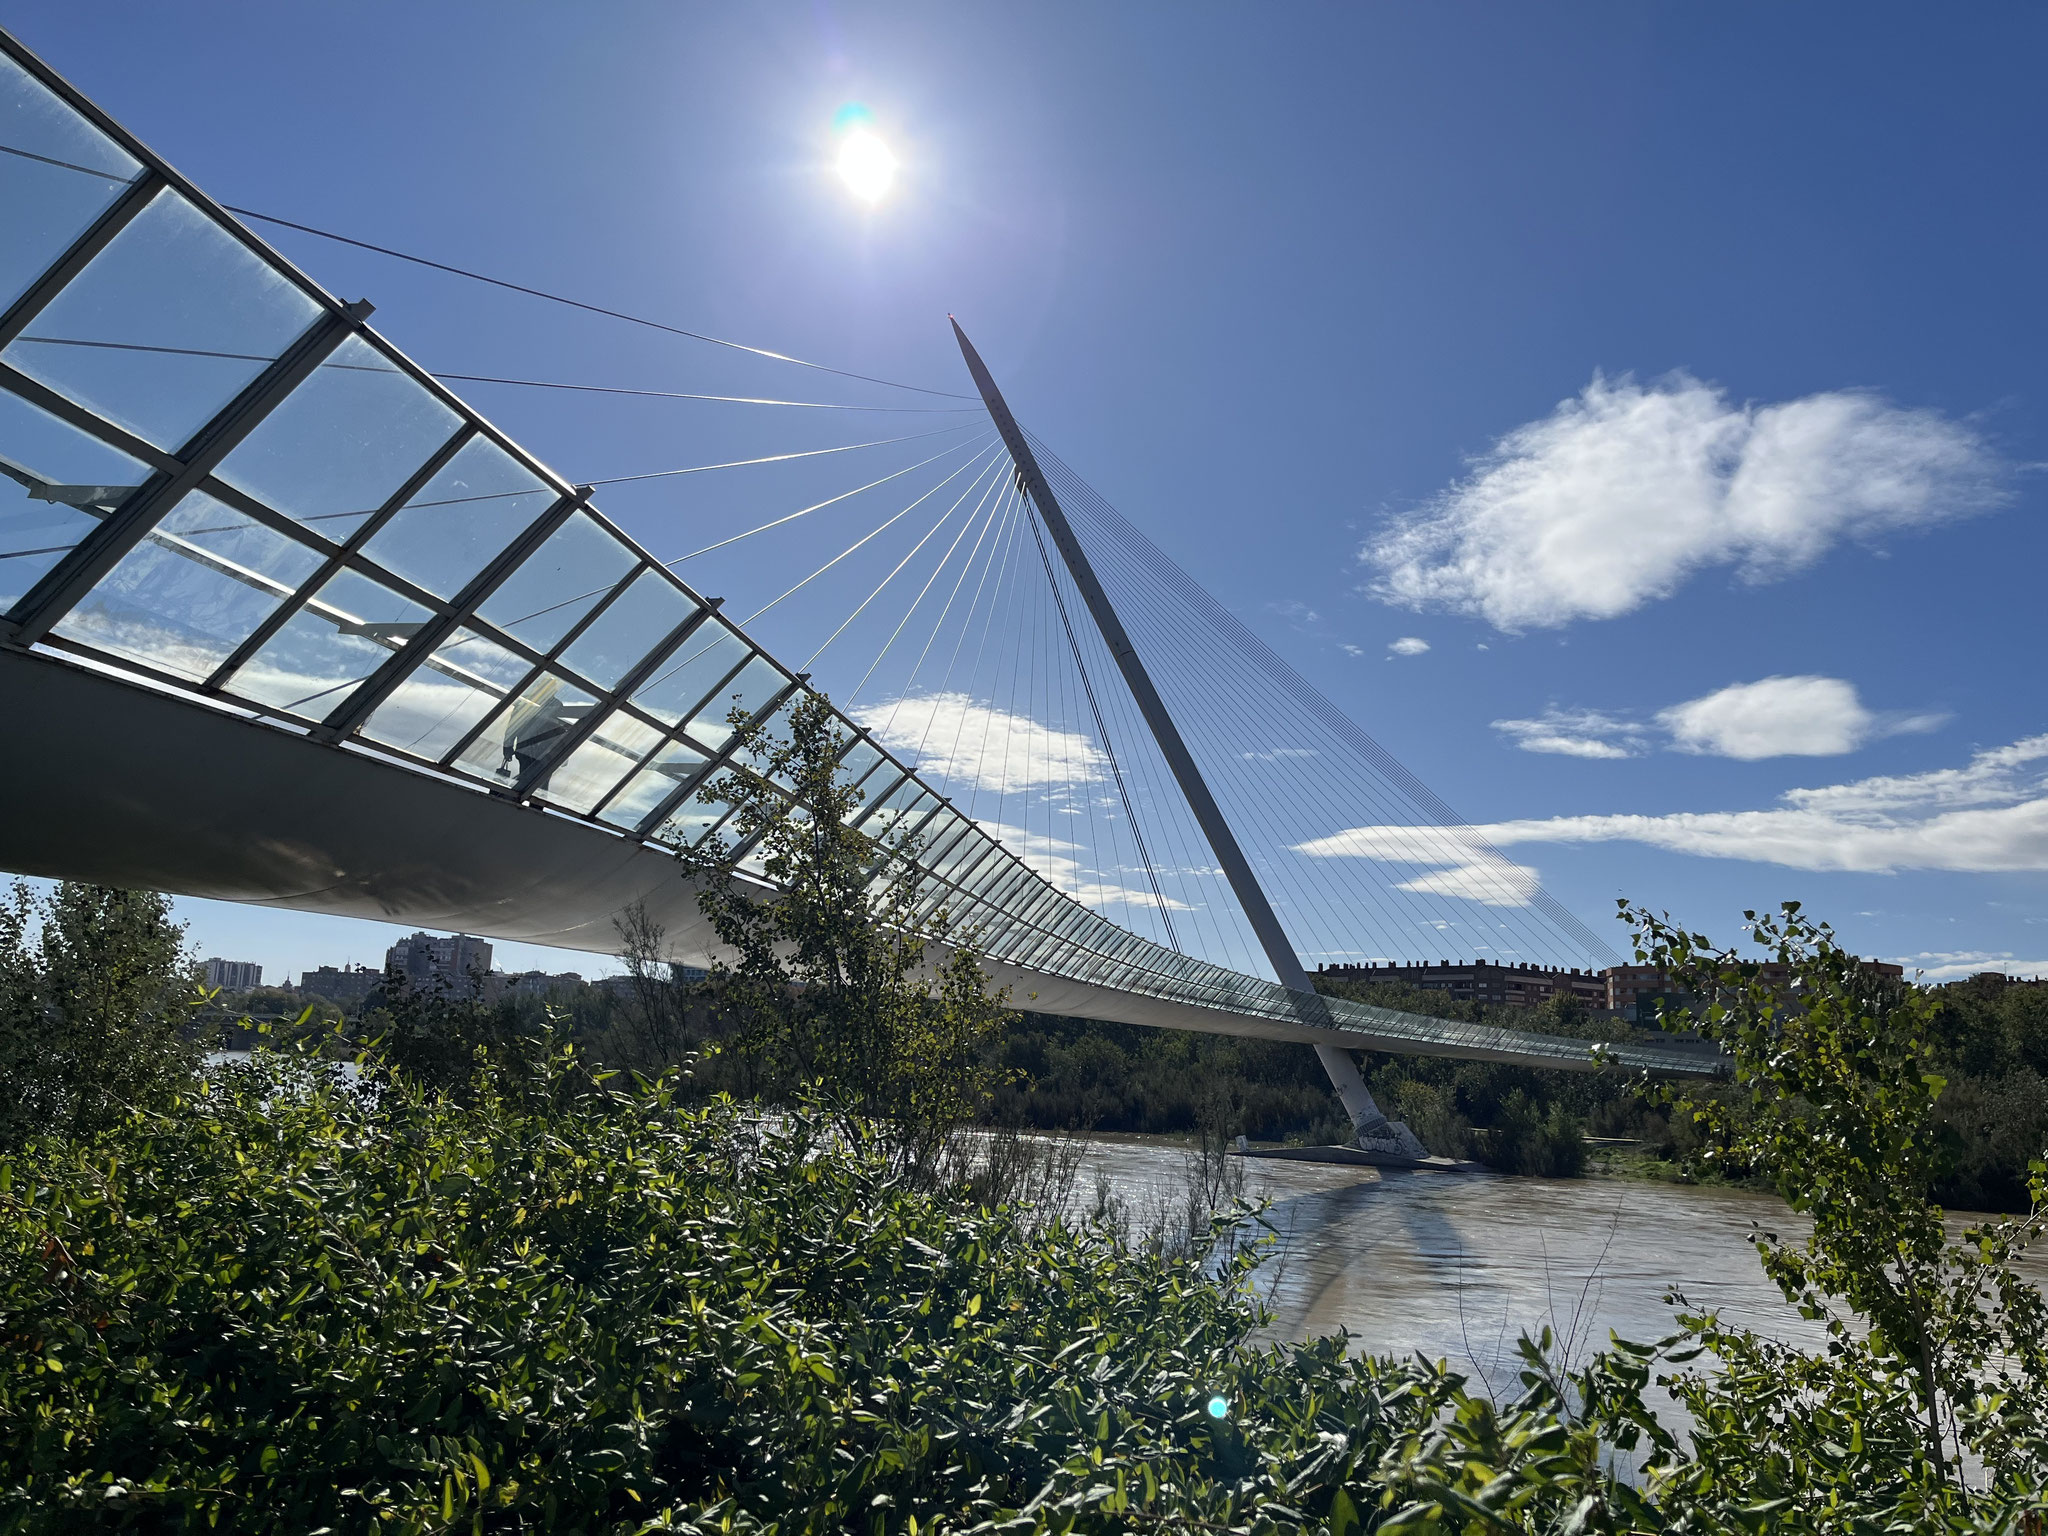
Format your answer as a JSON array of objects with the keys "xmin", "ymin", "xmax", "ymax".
[{"xmin": 0, "ymin": 28, "xmax": 1725, "ymax": 1129}]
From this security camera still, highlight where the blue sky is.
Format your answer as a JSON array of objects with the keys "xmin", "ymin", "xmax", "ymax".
[{"xmin": 9, "ymin": 2, "xmax": 2045, "ymax": 985}]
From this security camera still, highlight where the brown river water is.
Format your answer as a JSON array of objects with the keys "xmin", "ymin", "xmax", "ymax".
[{"xmin": 1070, "ymin": 1137, "xmax": 2048, "ymax": 1394}]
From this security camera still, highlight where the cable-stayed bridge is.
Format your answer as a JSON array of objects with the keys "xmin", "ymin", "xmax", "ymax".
[{"xmin": 0, "ymin": 30, "xmax": 1722, "ymax": 1157}]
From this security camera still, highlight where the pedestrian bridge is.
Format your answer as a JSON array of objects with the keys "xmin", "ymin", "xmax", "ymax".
[{"xmin": 0, "ymin": 27, "xmax": 1724, "ymax": 1138}]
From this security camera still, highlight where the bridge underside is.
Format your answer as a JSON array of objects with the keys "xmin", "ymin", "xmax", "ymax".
[{"xmin": 4, "ymin": 648, "xmax": 1690, "ymax": 1073}]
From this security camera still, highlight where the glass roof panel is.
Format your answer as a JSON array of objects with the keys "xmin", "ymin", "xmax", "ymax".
[
  {"xmin": 629, "ymin": 623, "xmax": 747, "ymax": 726},
  {"xmin": 684, "ymin": 653, "xmax": 786, "ymax": 751},
  {"xmin": 535, "ymin": 710, "xmax": 664, "ymax": 814},
  {"xmin": 361, "ymin": 434, "xmax": 558, "ymax": 600},
  {"xmin": 1, "ymin": 188, "xmax": 321, "ymax": 450},
  {"xmin": 452, "ymin": 670, "xmax": 596, "ymax": 786},
  {"xmin": 229, "ymin": 566, "xmax": 430, "ymax": 721},
  {"xmin": 0, "ymin": 53, "xmax": 143, "ymax": 312},
  {"xmin": 557, "ymin": 566, "xmax": 696, "ymax": 691},
  {"xmin": 473, "ymin": 507, "xmax": 634, "ymax": 652},
  {"xmin": 652, "ymin": 793, "xmax": 734, "ymax": 851},
  {"xmin": 212, "ymin": 335, "xmax": 461, "ymax": 542},
  {"xmin": 53, "ymin": 489, "xmax": 319, "ymax": 683},
  {"xmin": 0, "ymin": 384, "xmax": 149, "ymax": 610},
  {"xmin": 358, "ymin": 626, "xmax": 527, "ymax": 762},
  {"xmin": 835, "ymin": 736, "xmax": 885, "ymax": 784},
  {"xmin": 598, "ymin": 739, "xmax": 710, "ymax": 831}
]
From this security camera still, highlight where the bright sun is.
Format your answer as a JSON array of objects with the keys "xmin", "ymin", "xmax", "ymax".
[{"xmin": 837, "ymin": 129, "xmax": 897, "ymax": 203}]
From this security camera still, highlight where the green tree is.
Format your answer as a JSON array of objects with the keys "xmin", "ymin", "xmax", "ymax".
[
  {"xmin": 685, "ymin": 692, "xmax": 1014, "ymax": 1171},
  {"xmin": 0, "ymin": 880, "xmax": 202, "ymax": 1148},
  {"xmin": 1622, "ymin": 899, "xmax": 2048, "ymax": 1493}
]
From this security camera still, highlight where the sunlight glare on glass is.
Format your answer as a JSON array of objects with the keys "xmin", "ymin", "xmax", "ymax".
[{"xmin": 837, "ymin": 129, "xmax": 898, "ymax": 203}]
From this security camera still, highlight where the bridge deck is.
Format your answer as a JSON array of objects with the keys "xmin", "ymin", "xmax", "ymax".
[{"xmin": 0, "ymin": 648, "xmax": 1723, "ymax": 1078}]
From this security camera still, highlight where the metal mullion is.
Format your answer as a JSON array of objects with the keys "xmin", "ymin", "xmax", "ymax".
[
  {"xmin": 510, "ymin": 590, "xmax": 718, "ymax": 797},
  {"xmin": 939, "ymin": 840, "xmax": 1005, "ymax": 894},
  {"xmin": 316, "ymin": 486, "xmax": 587, "ymax": 741},
  {"xmin": 203, "ymin": 424, "xmax": 474, "ymax": 689},
  {"xmin": 669, "ymin": 640, "xmax": 759, "ymax": 739},
  {"xmin": 0, "ymin": 363, "xmax": 180, "ymax": 473},
  {"xmin": 0, "ymin": 32, "xmax": 607, "ymax": 591},
  {"xmin": 0, "ymin": 170, "xmax": 164, "ymax": 350},
  {"xmin": 928, "ymin": 830, "xmax": 997, "ymax": 885},
  {"xmin": 586, "ymin": 721, "xmax": 698, "ymax": 819},
  {"xmin": 6, "ymin": 304, "xmax": 369, "ymax": 644},
  {"xmin": 848, "ymin": 771, "xmax": 912, "ymax": 829},
  {"xmin": 633, "ymin": 678, "xmax": 804, "ymax": 837}
]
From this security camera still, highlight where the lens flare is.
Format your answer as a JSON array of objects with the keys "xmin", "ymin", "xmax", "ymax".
[
  {"xmin": 837, "ymin": 129, "xmax": 897, "ymax": 202},
  {"xmin": 1206, "ymin": 1395, "xmax": 1230, "ymax": 1420}
]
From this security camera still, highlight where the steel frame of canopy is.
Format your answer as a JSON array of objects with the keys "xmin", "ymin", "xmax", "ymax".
[{"xmin": 0, "ymin": 26, "xmax": 1727, "ymax": 1087}]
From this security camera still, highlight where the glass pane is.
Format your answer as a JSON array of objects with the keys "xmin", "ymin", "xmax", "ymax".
[
  {"xmin": 2, "ymin": 188, "xmax": 321, "ymax": 450},
  {"xmin": 598, "ymin": 739, "xmax": 710, "ymax": 830},
  {"xmin": 229, "ymin": 567, "xmax": 429, "ymax": 720},
  {"xmin": 361, "ymin": 435, "xmax": 558, "ymax": 600},
  {"xmin": 0, "ymin": 53, "xmax": 143, "ymax": 312},
  {"xmin": 358, "ymin": 627, "xmax": 527, "ymax": 761},
  {"xmin": 735, "ymin": 697, "xmax": 804, "ymax": 788},
  {"xmin": 653, "ymin": 794, "xmax": 734, "ymax": 851},
  {"xmin": 536, "ymin": 711, "xmax": 664, "ymax": 813},
  {"xmin": 557, "ymin": 567, "xmax": 696, "ymax": 691},
  {"xmin": 472, "ymin": 508, "xmax": 632, "ymax": 651},
  {"xmin": 0, "ymin": 385, "xmax": 149, "ymax": 609},
  {"xmin": 453, "ymin": 671, "xmax": 596, "ymax": 786},
  {"xmin": 836, "ymin": 737, "xmax": 885, "ymax": 790},
  {"xmin": 53, "ymin": 490, "xmax": 320, "ymax": 683},
  {"xmin": 684, "ymin": 654, "xmax": 787, "ymax": 751},
  {"xmin": 630, "ymin": 623, "xmax": 747, "ymax": 726},
  {"xmin": 213, "ymin": 335, "xmax": 461, "ymax": 541}
]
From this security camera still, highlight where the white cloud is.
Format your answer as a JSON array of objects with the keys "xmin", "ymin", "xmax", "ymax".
[
  {"xmin": 853, "ymin": 692, "xmax": 1107, "ymax": 795},
  {"xmin": 1340, "ymin": 643, "xmax": 1365, "ymax": 657},
  {"xmin": 1363, "ymin": 373, "xmax": 2005, "ymax": 631},
  {"xmin": 1279, "ymin": 822, "xmax": 1544, "ymax": 907},
  {"xmin": 975, "ymin": 821, "xmax": 1192, "ymax": 911},
  {"xmin": 1494, "ymin": 676, "xmax": 1946, "ymax": 761},
  {"xmin": 1658, "ymin": 675, "xmax": 1871, "ymax": 759},
  {"xmin": 1388, "ymin": 636, "xmax": 1430, "ymax": 656},
  {"xmin": 1297, "ymin": 734, "xmax": 2048, "ymax": 875},
  {"xmin": 1491, "ymin": 708, "xmax": 1645, "ymax": 759},
  {"xmin": 1898, "ymin": 952, "xmax": 2048, "ymax": 983}
]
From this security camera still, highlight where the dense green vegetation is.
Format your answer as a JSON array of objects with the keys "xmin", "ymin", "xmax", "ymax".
[{"xmin": 7, "ymin": 704, "xmax": 2047, "ymax": 1530}]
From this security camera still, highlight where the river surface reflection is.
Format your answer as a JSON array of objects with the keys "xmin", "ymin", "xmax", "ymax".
[{"xmin": 1073, "ymin": 1138, "xmax": 2046, "ymax": 1393}]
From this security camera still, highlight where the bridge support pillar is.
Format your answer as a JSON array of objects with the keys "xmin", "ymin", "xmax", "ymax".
[{"xmin": 951, "ymin": 320, "xmax": 1426, "ymax": 1158}]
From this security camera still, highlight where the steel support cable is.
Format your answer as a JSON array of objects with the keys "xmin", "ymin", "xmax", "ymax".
[
  {"xmin": 1030, "ymin": 441, "xmax": 1615, "ymax": 965},
  {"xmin": 1051, "ymin": 460, "xmax": 1612, "ymax": 966},
  {"xmin": 878, "ymin": 476, "xmax": 1012, "ymax": 745},
  {"xmin": 967, "ymin": 488, "xmax": 1034, "ymax": 835},
  {"xmin": 799, "ymin": 448, "xmax": 1008, "ymax": 667},
  {"xmin": 213, "ymin": 201, "xmax": 975, "ymax": 400},
  {"xmin": 1079, "ymin": 527, "xmax": 1564, "ymax": 964},
  {"xmin": 3, "ymin": 335, "xmax": 975, "ymax": 412},
  {"xmin": 632, "ymin": 441, "xmax": 998, "ymax": 699},
  {"xmin": 937, "ymin": 487, "xmax": 1023, "ymax": 830},
  {"xmin": 893, "ymin": 482, "xmax": 1012, "ymax": 761},
  {"xmin": 845, "ymin": 460, "xmax": 1011, "ymax": 706},
  {"xmin": 1058, "ymin": 554, "xmax": 1261, "ymax": 970},
  {"xmin": 1069, "ymin": 534, "xmax": 1516, "ymax": 965},
  {"xmin": 1023, "ymin": 508, "xmax": 1183, "ymax": 950},
  {"xmin": 669, "ymin": 432, "xmax": 992, "ymax": 566},
  {"xmin": 1051, "ymin": 556, "xmax": 1282, "ymax": 974},
  {"xmin": 1023, "ymin": 451, "xmax": 1458, "ymax": 963},
  {"xmin": 1039, "ymin": 483, "xmax": 1529, "ymax": 968},
  {"xmin": 439, "ymin": 433, "xmax": 998, "ymax": 678}
]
